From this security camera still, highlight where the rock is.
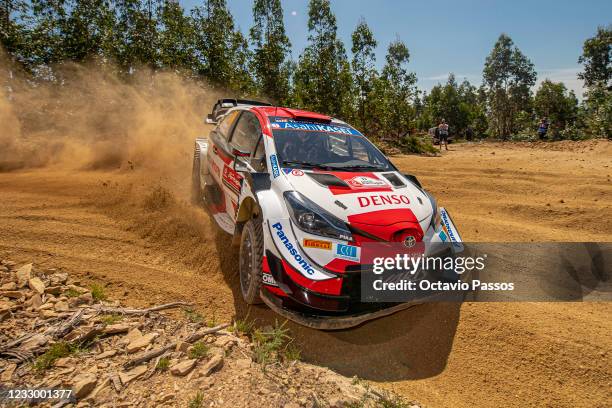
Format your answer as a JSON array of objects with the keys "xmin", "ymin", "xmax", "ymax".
[
  {"xmin": 175, "ymin": 341, "xmax": 190, "ymax": 353},
  {"xmin": 126, "ymin": 332, "xmax": 158, "ymax": 353},
  {"xmin": 54, "ymin": 357, "xmax": 75, "ymax": 368},
  {"xmin": 0, "ymin": 362, "xmax": 16, "ymax": 382},
  {"xmin": 19, "ymin": 334, "xmax": 49, "ymax": 352},
  {"xmin": 0, "ymin": 310, "xmax": 9, "ymax": 322},
  {"xmin": 73, "ymin": 373, "xmax": 97, "ymax": 400},
  {"xmin": 45, "ymin": 286, "xmax": 63, "ymax": 295},
  {"xmin": 50, "ymin": 273, "xmax": 68, "ymax": 285},
  {"xmin": 118, "ymin": 365, "xmax": 147, "ymax": 385},
  {"xmin": 0, "ymin": 290, "xmax": 23, "ymax": 299},
  {"xmin": 234, "ymin": 358, "xmax": 251, "ymax": 370},
  {"xmin": 200, "ymin": 354, "xmax": 223, "ymax": 377},
  {"xmin": 40, "ymin": 309, "xmax": 58, "ymax": 319},
  {"xmin": 39, "ymin": 302, "xmax": 55, "ymax": 310},
  {"xmin": 78, "ymin": 292, "xmax": 93, "ymax": 304},
  {"xmin": 103, "ymin": 323, "xmax": 131, "ymax": 335},
  {"xmin": 118, "ymin": 328, "xmax": 142, "ymax": 346},
  {"xmin": 15, "ymin": 263, "xmax": 32, "ymax": 287},
  {"xmin": 29, "ymin": 293, "xmax": 43, "ymax": 309},
  {"xmin": 159, "ymin": 393, "xmax": 175, "ymax": 403},
  {"xmin": 0, "ymin": 282, "xmax": 17, "ymax": 290},
  {"xmin": 170, "ymin": 359, "xmax": 197, "ymax": 376},
  {"xmin": 54, "ymin": 300, "xmax": 70, "ymax": 312},
  {"xmin": 95, "ymin": 350, "xmax": 117, "ymax": 360},
  {"xmin": 28, "ymin": 277, "xmax": 45, "ymax": 294},
  {"xmin": 213, "ymin": 336, "xmax": 237, "ymax": 352}
]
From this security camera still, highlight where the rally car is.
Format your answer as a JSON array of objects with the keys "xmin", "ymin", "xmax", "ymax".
[{"xmin": 193, "ymin": 99, "xmax": 463, "ymax": 329}]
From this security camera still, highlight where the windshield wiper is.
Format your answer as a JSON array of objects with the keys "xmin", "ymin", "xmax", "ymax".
[
  {"xmin": 281, "ymin": 160, "xmax": 333, "ymax": 170},
  {"xmin": 326, "ymin": 164, "xmax": 388, "ymax": 171}
]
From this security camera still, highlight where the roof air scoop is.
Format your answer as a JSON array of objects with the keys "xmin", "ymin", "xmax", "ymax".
[{"xmin": 306, "ymin": 173, "xmax": 349, "ymax": 187}]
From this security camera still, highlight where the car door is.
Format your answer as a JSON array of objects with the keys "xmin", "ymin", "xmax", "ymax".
[
  {"xmin": 224, "ymin": 111, "xmax": 262, "ymax": 219},
  {"xmin": 208, "ymin": 110, "xmax": 240, "ymax": 190}
]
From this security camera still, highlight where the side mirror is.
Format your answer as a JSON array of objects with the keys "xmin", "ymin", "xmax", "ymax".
[
  {"xmin": 205, "ymin": 114, "xmax": 216, "ymax": 125},
  {"xmin": 234, "ymin": 156, "xmax": 248, "ymax": 172}
]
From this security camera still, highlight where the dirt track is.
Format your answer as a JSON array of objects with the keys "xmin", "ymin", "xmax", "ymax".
[{"xmin": 1, "ymin": 140, "xmax": 611, "ymax": 407}]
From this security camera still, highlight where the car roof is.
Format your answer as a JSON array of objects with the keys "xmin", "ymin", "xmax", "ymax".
[{"xmin": 251, "ymin": 106, "xmax": 332, "ymax": 122}]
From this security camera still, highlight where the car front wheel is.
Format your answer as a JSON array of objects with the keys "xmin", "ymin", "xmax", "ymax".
[{"xmin": 239, "ymin": 218, "xmax": 264, "ymax": 304}]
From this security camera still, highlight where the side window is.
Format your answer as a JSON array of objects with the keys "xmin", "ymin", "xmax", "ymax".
[
  {"xmin": 251, "ymin": 136, "xmax": 267, "ymax": 172},
  {"xmin": 230, "ymin": 112, "xmax": 261, "ymax": 153},
  {"xmin": 217, "ymin": 111, "xmax": 239, "ymax": 140}
]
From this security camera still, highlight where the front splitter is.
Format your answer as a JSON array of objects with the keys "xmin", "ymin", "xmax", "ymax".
[{"xmin": 260, "ymin": 289, "xmax": 423, "ymax": 330}]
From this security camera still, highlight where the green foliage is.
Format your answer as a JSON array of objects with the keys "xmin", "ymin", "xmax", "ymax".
[
  {"xmin": 250, "ymin": 0, "xmax": 291, "ymax": 103},
  {"xmin": 188, "ymin": 392, "xmax": 204, "ymax": 408},
  {"xmin": 183, "ymin": 308, "xmax": 204, "ymax": 323},
  {"xmin": 293, "ymin": 0, "xmax": 353, "ymax": 118},
  {"xmin": 483, "ymin": 34, "xmax": 537, "ymax": 139},
  {"xmin": 188, "ymin": 341, "xmax": 209, "ymax": 359},
  {"xmin": 534, "ymin": 80, "xmax": 579, "ymax": 138},
  {"xmin": 232, "ymin": 315, "xmax": 254, "ymax": 335},
  {"xmin": 251, "ymin": 320, "xmax": 298, "ymax": 366},
  {"xmin": 1, "ymin": 0, "xmax": 607, "ymax": 145},
  {"xmin": 65, "ymin": 288, "xmax": 80, "ymax": 298},
  {"xmin": 34, "ymin": 341, "xmax": 79, "ymax": 371},
  {"xmin": 351, "ymin": 18, "xmax": 377, "ymax": 133},
  {"xmin": 156, "ymin": 356, "xmax": 170, "ymax": 371},
  {"xmin": 90, "ymin": 283, "xmax": 107, "ymax": 301},
  {"xmin": 578, "ymin": 25, "xmax": 611, "ymax": 89},
  {"xmin": 100, "ymin": 314, "xmax": 123, "ymax": 325},
  {"xmin": 578, "ymin": 26, "xmax": 612, "ymax": 139}
]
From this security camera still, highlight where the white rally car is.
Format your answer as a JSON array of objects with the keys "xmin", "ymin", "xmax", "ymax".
[{"xmin": 193, "ymin": 99, "xmax": 463, "ymax": 329}]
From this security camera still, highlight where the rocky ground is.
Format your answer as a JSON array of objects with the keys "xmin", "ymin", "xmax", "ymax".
[{"xmin": 0, "ymin": 260, "xmax": 417, "ymax": 408}]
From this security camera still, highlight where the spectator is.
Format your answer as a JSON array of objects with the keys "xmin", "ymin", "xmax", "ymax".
[
  {"xmin": 537, "ymin": 117, "xmax": 550, "ymax": 140},
  {"xmin": 438, "ymin": 119, "xmax": 449, "ymax": 150}
]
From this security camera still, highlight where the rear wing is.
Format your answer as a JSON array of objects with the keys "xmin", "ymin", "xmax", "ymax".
[{"xmin": 206, "ymin": 98, "xmax": 271, "ymax": 124}]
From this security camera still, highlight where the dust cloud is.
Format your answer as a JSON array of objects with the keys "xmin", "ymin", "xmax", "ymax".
[{"xmin": 1, "ymin": 52, "xmax": 219, "ymax": 183}]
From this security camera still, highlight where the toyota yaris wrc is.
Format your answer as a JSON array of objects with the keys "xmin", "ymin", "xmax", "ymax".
[{"xmin": 193, "ymin": 99, "xmax": 463, "ymax": 329}]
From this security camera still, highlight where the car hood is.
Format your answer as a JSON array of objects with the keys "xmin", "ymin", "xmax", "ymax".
[{"xmin": 281, "ymin": 169, "xmax": 432, "ymax": 241}]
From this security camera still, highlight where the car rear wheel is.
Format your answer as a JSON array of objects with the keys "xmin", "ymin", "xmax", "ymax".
[{"xmin": 239, "ymin": 218, "xmax": 264, "ymax": 304}]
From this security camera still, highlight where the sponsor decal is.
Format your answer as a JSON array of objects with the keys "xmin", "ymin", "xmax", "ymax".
[
  {"xmin": 348, "ymin": 176, "xmax": 387, "ymax": 188},
  {"xmin": 282, "ymin": 168, "xmax": 292, "ymax": 174},
  {"xmin": 403, "ymin": 236, "xmax": 416, "ymax": 248},
  {"xmin": 211, "ymin": 161, "xmax": 220, "ymax": 177},
  {"xmin": 270, "ymin": 121, "xmax": 362, "ymax": 136},
  {"xmin": 270, "ymin": 154, "xmax": 280, "ymax": 178},
  {"xmin": 271, "ymin": 222, "xmax": 316, "ymax": 275},
  {"xmin": 303, "ymin": 239, "xmax": 332, "ymax": 250},
  {"xmin": 439, "ymin": 230, "xmax": 448, "ymax": 242},
  {"xmin": 335, "ymin": 243, "xmax": 359, "ymax": 261},
  {"xmin": 262, "ymin": 273, "xmax": 278, "ymax": 286},
  {"xmin": 440, "ymin": 209, "xmax": 464, "ymax": 251},
  {"xmin": 357, "ymin": 194, "xmax": 411, "ymax": 208},
  {"xmin": 222, "ymin": 165, "xmax": 241, "ymax": 195},
  {"xmin": 291, "ymin": 169, "xmax": 304, "ymax": 176}
]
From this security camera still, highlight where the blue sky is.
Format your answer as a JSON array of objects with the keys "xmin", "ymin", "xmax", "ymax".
[{"xmin": 181, "ymin": 0, "xmax": 612, "ymax": 98}]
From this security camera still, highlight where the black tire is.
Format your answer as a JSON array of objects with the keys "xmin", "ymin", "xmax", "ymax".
[
  {"xmin": 191, "ymin": 152, "xmax": 201, "ymax": 205},
  {"xmin": 239, "ymin": 218, "xmax": 264, "ymax": 304}
]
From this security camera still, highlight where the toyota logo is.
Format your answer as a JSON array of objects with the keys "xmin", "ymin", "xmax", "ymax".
[{"xmin": 403, "ymin": 236, "xmax": 416, "ymax": 248}]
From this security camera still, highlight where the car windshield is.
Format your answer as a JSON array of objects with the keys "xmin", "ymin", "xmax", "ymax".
[{"xmin": 272, "ymin": 127, "xmax": 392, "ymax": 172}]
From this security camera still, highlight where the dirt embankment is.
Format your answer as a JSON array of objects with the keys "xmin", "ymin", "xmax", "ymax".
[{"xmin": 1, "ymin": 61, "xmax": 611, "ymax": 407}]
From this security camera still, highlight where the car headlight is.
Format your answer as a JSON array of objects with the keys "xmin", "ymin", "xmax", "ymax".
[{"xmin": 283, "ymin": 191, "xmax": 353, "ymax": 241}]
